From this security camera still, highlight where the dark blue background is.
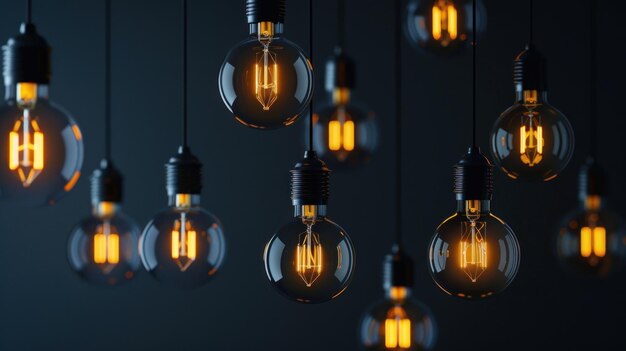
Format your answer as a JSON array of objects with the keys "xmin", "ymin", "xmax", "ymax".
[{"xmin": 0, "ymin": 0, "xmax": 624, "ymax": 350}]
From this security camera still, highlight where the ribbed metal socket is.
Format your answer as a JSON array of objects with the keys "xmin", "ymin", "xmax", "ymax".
[
  {"xmin": 246, "ymin": 0, "xmax": 286, "ymax": 24},
  {"xmin": 2, "ymin": 23, "xmax": 51, "ymax": 86},
  {"xmin": 91, "ymin": 159, "xmax": 123, "ymax": 204},
  {"xmin": 453, "ymin": 147, "xmax": 494, "ymax": 201},
  {"xmin": 325, "ymin": 46, "xmax": 356, "ymax": 92},
  {"xmin": 165, "ymin": 145, "xmax": 202, "ymax": 196},
  {"xmin": 290, "ymin": 150, "xmax": 331, "ymax": 206},
  {"xmin": 513, "ymin": 44, "xmax": 547, "ymax": 92},
  {"xmin": 383, "ymin": 246, "xmax": 414, "ymax": 290},
  {"xmin": 579, "ymin": 158, "xmax": 606, "ymax": 199}
]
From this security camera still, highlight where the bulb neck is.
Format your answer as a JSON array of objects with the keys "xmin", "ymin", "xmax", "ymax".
[
  {"xmin": 168, "ymin": 193, "xmax": 200, "ymax": 209},
  {"xmin": 386, "ymin": 286, "xmax": 412, "ymax": 303},
  {"xmin": 514, "ymin": 87, "xmax": 547, "ymax": 104},
  {"xmin": 456, "ymin": 200, "xmax": 491, "ymax": 214},
  {"xmin": 582, "ymin": 195, "xmax": 604, "ymax": 211},
  {"xmin": 92, "ymin": 201, "xmax": 120, "ymax": 219},
  {"xmin": 4, "ymin": 82, "xmax": 49, "ymax": 102},
  {"xmin": 249, "ymin": 22, "xmax": 283, "ymax": 36},
  {"xmin": 294, "ymin": 204, "xmax": 327, "ymax": 218},
  {"xmin": 331, "ymin": 87, "xmax": 351, "ymax": 105}
]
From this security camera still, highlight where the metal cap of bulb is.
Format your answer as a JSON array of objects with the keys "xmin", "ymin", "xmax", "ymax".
[
  {"xmin": 453, "ymin": 147, "xmax": 494, "ymax": 201},
  {"xmin": 513, "ymin": 44, "xmax": 547, "ymax": 91},
  {"xmin": 383, "ymin": 245, "xmax": 414, "ymax": 289},
  {"xmin": 325, "ymin": 46, "xmax": 356, "ymax": 92},
  {"xmin": 2, "ymin": 22, "xmax": 51, "ymax": 86},
  {"xmin": 246, "ymin": 0, "xmax": 286, "ymax": 24},
  {"xmin": 579, "ymin": 158, "xmax": 607, "ymax": 199},
  {"xmin": 165, "ymin": 145, "xmax": 203, "ymax": 196},
  {"xmin": 91, "ymin": 159, "xmax": 123, "ymax": 204},
  {"xmin": 290, "ymin": 150, "xmax": 331, "ymax": 206}
]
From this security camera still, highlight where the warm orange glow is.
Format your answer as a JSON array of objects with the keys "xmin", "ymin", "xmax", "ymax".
[
  {"xmin": 447, "ymin": 5, "xmax": 457, "ymax": 39},
  {"xmin": 343, "ymin": 121, "xmax": 355, "ymax": 151},
  {"xmin": 72, "ymin": 124, "xmax": 83, "ymax": 141},
  {"xmin": 585, "ymin": 195, "xmax": 602, "ymax": 211},
  {"xmin": 94, "ymin": 225, "xmax": 120, "ymax": 265},
  {"xmin": 432, "ymin": 6, "xmax": 442, "ymax": 40},
  {"xmin": 64, "ymin": 171, "xmax": 81, "ymax": 192},
  {"xmin": 255, "ymin": 46, "xmax": 278, "ymax": 110},
  {"xmin": 581, "ymin": 226, "xmax": 606, "ymax": 258},
  {"xmin": 296, "ymin": 231, "xmax": 323, "ymax": 287},
  {"xmin": 16, "ymin": 82, "xmax": 37, "ymax": 108},
  {"xmin": 327, "ymin": 119, "xmax": 355, "ymax": 152},
  {"xmin": 8, "ymin": 111, "xmax": 45, "ymax": 187},
  {"xmin": 332, "ymin": 87, "xmax": 351, "ymax": 105},
  {"xmin": 385, "ymin": 306, "xmax": 411, "ymax": 349},
  {"xmin": 431, "ymin": 1, "xmax": 458, "ymax": 44},
  {"xmin": 460, "ymin": 206, "xmax": 487, "ymax": 282},
  {"xmin": 519, "ymin": 112, "xmax": 543, "ymax": 166},
  {"xmin": 328, "ymin": 120, "xmax": 342, "ymax": 151},
  {"xmin": 171, "ymin": 213, "xmax": 197, "ymax": 271},
  {"xmin": 389, "ymin": 286, "xmax": 408, "ymax": 301}
]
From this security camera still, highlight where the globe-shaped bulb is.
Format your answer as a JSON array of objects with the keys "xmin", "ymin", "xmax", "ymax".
[
  {"xmin": 491, "ymin": 91, "xmax": 574, "ymax": 181},
  {"xmin": 218, "ymin": 24, "xmax": 313, "ymax": 130},
  {"xmin": 557, "ymin": 196, "xmax": 626, "ymax": 277},
  {"xmin": 139, "ymin": 194, "xmax": 226, "ymax": 289},
  {"xmin": 312, "ymin": 98, "xmax": 378, "ymax": 170},
  {"xmin": 360, "ymin": 287, "xmax": 437, "ymax": 351},
  {"xmin": 405, "ymin": 0, "xmax": 486, "ymax": 56},
  {"xmin": 264, "ymin": 205, "xmax": 355, "ymax": 303},
  {"xmin": 0, "ymin": 84, "xmax": 83, "ymax": 206},
  {"xmin": 68, "ymin": 202, "xmax": 140, "ymax": 287},
  {"xmin": 428, "ymin": 200, "xmax": 520, "ymax": 299}
]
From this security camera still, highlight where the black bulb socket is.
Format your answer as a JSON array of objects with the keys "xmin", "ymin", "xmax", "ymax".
[
  {"xmin": 513, "ymin": 44, "xmax": 547, "ymax": 92},
  {"xmin": 325, "ymin": 46, "xmax": 356, "ymax": 92},
  {"xmin": 290, "ymin": 150, "xmax": 331, "ymax": 206},
  {"xmin": 2, "ymin": 22, "xmax": 51, "ymax": 86},
  {"xmin": 91, "ymin": 159, "xmax": 123, "ymax": 204},
  {"xmin": 579, "ymin": 158, "xmax": 606, "ymax": 199},
  {"xmin": 453, "ymin": 147, "xmax": 494, "ymax": 201},
  {"xmin": 383, "ymin": 245, "xmax": 414, "ymax": 290},
  {"xmin": 165, "ymin": 145, "xmax": 203, "ymax": 196},
  {"xmin": 246, "ymin": 0, "xmax": 286, "ymax": 24}
]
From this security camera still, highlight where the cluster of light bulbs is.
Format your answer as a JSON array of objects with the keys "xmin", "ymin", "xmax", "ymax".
[{"xmin": 1, "ymin": 0, "xmax": 623, "ymax": 350}]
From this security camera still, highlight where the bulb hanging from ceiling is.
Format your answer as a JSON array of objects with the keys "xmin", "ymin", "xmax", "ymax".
[
  {"xmin": 490, "ymin": 0, "xmax": 574, "ymax": 182},
  {"xmin": 360, "ymin": 1, "xmax": 436, "ymax": 346},
  {"xmin": 218, "ymin": 0, "xmax": 314, "ymax": 130},
  {"xmin": 310, "ymin": 0, "xmax": 378, "ymax": 169},
  {"xmin": 556, "ymin": 2, "xmax": 625, "ymax": 277},
  {"xmin": 68, "ymin": 0, "xmax": 140, "ymax": 286},
  {"xmin": 139, "ymin": 0, "xmax": 226, "ymax": 289},
  {"xmin": 427, "ymin": 0, "xmax": 520, "ymax": 299},
  {"xmin": 263, "ymin": 0, "xmax": 355, "ymax": 303},
  {"xmin": 0, "ymin": 0, "xmax": 84, "ymax": 206},
  {"xmin": 405, "ymin": 0, "xmax": 486, "ymax": 56}
]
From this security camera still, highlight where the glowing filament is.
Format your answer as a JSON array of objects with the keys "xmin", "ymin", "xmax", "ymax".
[
  {"xmin": 327, "ymin": 120, "xmax": 355, "ymax": 151},
  {"xmin": 171, "ymin": 213, "xmax": 197, "ymax": 271},
  {"xmin": 385, "ymin": 306, "xmax": 411, "ymax": 349},
  {"xmin": 460, "ymin": 220, "xmax": 487, "ymax": 282},
  {"xmin": 93, "ymin": 221, "xmax": 119, "ymax": 274},
  {"xmin": 431, "ymin": 1, "xmax": 458, "ymax": 43},
  {"xmin": 580, "ymin": 226, "xmax": 606, "ymax": 258},
  {"xmin": 519, "ymin": 112, "xmax": 543, "ymax": 166},
  {"xmin": 296, "ymin": 228, "xmax": 323, "ymax": 287},
  {"xmin": 8, "ymin": 110, "xmax": 44, "ymax": 187},
  {"xmin": 255, "ymin": 47, "xmax": 278, "ymax": 111}
]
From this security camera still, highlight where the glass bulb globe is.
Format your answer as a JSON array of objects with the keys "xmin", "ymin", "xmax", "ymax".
[
  {"xmin": 557, "ymin": 195, "xmax": 626, "ymax": 277},
  {"xmin": 491, "ymin": 90, "xmax": 574, "ymax": 181},
  {"xmin": 219, "ymin": 22, "xmax": 313, "ymax": 130},
  {"xmin": 405, "ymin": 0, "xmax": 486, "ymax": 56},
  {"xmin": 139, "ymin": 194, "xmax": 226, "ymax": 289},
  {"xmin": 312, "ymin": 89, "xmax": 378, "ymax": 170},
  {"xmin": 360, "ymin": 287, "xmax": 436, "ymax": 351},
  {"xmin": 263, "ymin": 205, "xmax": 355, "ymax": 303},
  {"xmin": 68, "ymin": 202, "xmax": 140, "ymax": 286},
  {"xmin": 0, "ymin": 83, "xmax": 83, "ymax": 206},
  {"xmin": 428, "ymin": 200, "xmax": 520, "ymax": 299}
]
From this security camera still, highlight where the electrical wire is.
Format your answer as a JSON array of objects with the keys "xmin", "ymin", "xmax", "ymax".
[
  {"xmin": 183, "ymin": 0, "xmax": 188, "ymax": 146},
  {"xmin": 105, "ymin": 0, "xmax": 111, "ymax": 160},
  {"xmin": 472, "ymin": 0, "xmax": 477, "ymax": 147},
  {"xmin": 308, "ymin": 0, "xmax": 314, "ymax": 151},
  {"xmin": 394, "ymin": 0, "xmax": 403, "ymax": 248},
  {"xmin": 589, "ymin": 0, "xmax": 598, "ymax": 159}
]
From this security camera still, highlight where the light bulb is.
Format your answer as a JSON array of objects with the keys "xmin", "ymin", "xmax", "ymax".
[
  {"xmin": 557, "ymin": 161, "xmax": 626, "ymax": 277},
  {"xmin": 68, "ymin": 161, "xmax": 140, "ymax": 286},
  {"xmin": 490, "ymin": 45, "xmax": 574, "ymax": 181},
  {"xmin": 263, "ymin": 151, "xmax": 355, "ymax": 303},
  {"xmin": 139, "ymin": 147, "xmax": 225, "ymax": 289},
  {"xmin": 405, "ymin": 0, "xmax": 486, "ymax": 56},
  {"xmin": 428, "ymin": 148, "xmax": 520, "ymax": 299},
  {"xmin": 311, "ymin": 48, "xmax": 378, "ymax": 170},
  {"xmin": 0, "ymin": 23, "xmax": 84, "ymax": 206},
  {"xmin": 218, "ymin": 0, "xmax": 313, "ymax": 129}
]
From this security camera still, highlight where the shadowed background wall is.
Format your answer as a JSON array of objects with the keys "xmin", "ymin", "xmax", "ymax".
[{"xmin": 0, "ymin": 0, "xmax": 624, "ymax": 350}]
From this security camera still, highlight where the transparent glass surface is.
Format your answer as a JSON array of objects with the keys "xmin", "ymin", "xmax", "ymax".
[
  {"xmin": 68, "ymin": 205, "xmax": 140, "ymax": 287},
  {"xmin": 360, "ymin": 289, "xmax": 436, "ymax": 351},
  {"xmin": 263, "ymin": 212, "xmax": 355, "ymax": 303},
  {"xmin": 405, "ymin": 0, "xmax": 486, "ymax": 56},
  {"xmin": 139, "ymin": 204, "xmax": 226, "ymax": 289},
  {"xmin": 312, "ymin": 102, "xmax": 378, "ymax": 170},
  {"xmin": 491, "ymin": 92, "xmax": 574, "ymax": 181},
  {"xmin": 557, "ymin": 200, "xmax": 626, "ymax": 277},
  {"xmin": 0, "ymin": 85, "xmax": 84, "ymax": 206},
  {"xmin": 428, "ymin": 201, "xmax": 520, "ymax": 299},
  {"xmin": 218, "ymin": 34, "xmax": 313, "ymax": 130}
]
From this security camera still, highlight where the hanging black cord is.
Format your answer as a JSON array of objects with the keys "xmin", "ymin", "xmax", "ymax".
[
  {"xmin": 308, "ymin": 0, "xmax": 314, "ymax": 151},
  {"xmin": 337, "ymin": 0, "xmax": 346, "ymax": 48},
  {"xmin": 394, "ymin": 0, "xmax": 403, "ymax": 248},
  {"xmin": 26, "ymin": 0, "xmax": 32, "ymax": 23},
  {"xmin": 471, "ymin": 0, "xmax": 477, "ymax": 147},
  {"xmin": 529, "ymin": 0, "xmax": 533, "ymax": 45},
  {"xmin": 104, "ymin": 0, "xmax": 111, "ymax": 160},
  {"xmin": 589, "ymin": 0, "xmax": 597, "ymax": 159},
  {"xmin": 182, "ymin": 0, "xmax": 188, "ymax": 147}
]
